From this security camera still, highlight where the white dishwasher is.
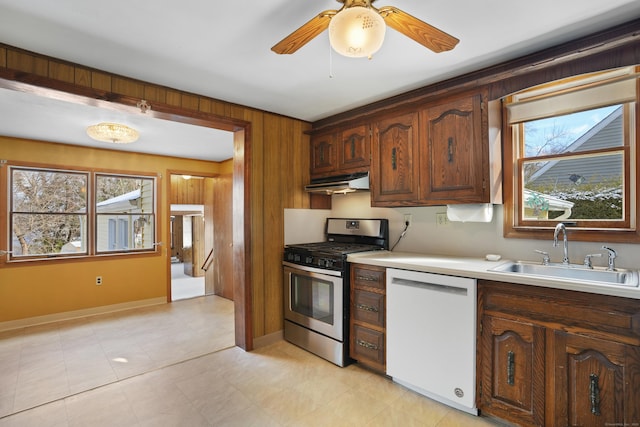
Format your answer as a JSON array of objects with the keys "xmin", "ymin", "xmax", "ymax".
[{"xmin": 386, "ymin": 268, "xmax": 477, "ymax": 415}]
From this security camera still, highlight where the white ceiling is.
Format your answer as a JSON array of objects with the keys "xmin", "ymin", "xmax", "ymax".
[{"xmin": 1, "ymin": 0, "xmax": 640, "ymax": 161}]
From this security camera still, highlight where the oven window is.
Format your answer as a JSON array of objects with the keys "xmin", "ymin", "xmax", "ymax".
[{"xmin": 291, "ymin": 273, "xmax": 334, "ymax": 325}]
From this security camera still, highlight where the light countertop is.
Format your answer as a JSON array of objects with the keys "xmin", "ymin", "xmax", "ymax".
[{"xmin": 347, "ymin": 251, "xmax": 640, "ymax": 300}]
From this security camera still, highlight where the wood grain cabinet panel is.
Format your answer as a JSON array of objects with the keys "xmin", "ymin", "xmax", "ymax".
[
  {"xmin": 371, "ymin": 112, "xmax": 420, "ymax": 205},
  {"xmin": 480, "ymin": 315, "xmax": 545, "ymax": 426},
  {"xmin": 352, "ymin": 265, "xmax": 385, "ymax": 291},
  {"xmin": 338, "ymin": 124, "xmax": 370, "ymax": 171},
  {"xmin": 310, "ymin": 131, "xmax": 337, "ymax": 176},
  {"xmin": 353, "ymin": 290, "xmax": 384, "ymax": 327},
  {"xmin": 420, "ymin": 93, "xmax": 488, "ymax": 204},
  {"xmin": 352, "ymin": 324, "xmax": 385, "ymax": 366},
  {"xmin": 553, "ymin": 331, "xmax": 639, "ymax": 427},
  {"xmin": 369, "ymin": 92, "xmax": 489, "ymax": 207},
  {"xmin": 478, "ymin": 280, "xmax": 640, "ymax": 427},
  {"xmin": 350, "ymin": 264, "xmax": 386, "ymax": 373}
]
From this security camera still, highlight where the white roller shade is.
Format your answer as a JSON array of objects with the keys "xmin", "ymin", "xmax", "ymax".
[{"xmin": 507, "ymin": 72, "xmax": 638, "ymax": 124}]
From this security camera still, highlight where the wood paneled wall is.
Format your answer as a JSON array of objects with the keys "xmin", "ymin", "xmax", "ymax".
[
  {"xmin": 0, "ymin": 44, "xmax": 312, "ymax": 345},
  {"xmin": 170, "ymin": 175, "xmax": 204, "ymax": 205}
]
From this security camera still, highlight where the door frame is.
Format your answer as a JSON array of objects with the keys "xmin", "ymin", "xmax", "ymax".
[
  {"xmin": 0, "ymin": 78, "xmax": 253, "ymax": 351},
  {"xmin": 167, "ymin": 173, "xmax": 215, "ymax": 300}
]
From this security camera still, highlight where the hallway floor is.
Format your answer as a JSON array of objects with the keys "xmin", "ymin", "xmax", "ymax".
[
  {"xmin": 0, "ymin": 296, "xmax": 500, "ymax": 426},
  {"xmin": 171, "ymin": 262, "xmax": 205, "ymax": 301}
]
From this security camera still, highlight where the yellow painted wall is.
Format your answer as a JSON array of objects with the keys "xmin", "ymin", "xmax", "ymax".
[
  {"xmin": 0, "ymin": 136, "xmax": 225, "ymax": 322},
  {"xmin": 0, "ymin": 44, "xmax": 314, "ymax": 345}
]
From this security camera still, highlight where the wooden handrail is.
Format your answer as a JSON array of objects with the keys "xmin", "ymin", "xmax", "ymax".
[{"xmin": 201, "ymin": 248, "xmax": 214, "ymax": 271}]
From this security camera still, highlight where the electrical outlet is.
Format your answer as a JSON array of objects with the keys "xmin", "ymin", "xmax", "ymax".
[
  {"xmin": 436, "ymin": 212, "xmax": 450, "ymax": 227},
  {"xmin": 404, "ymin": 214, "xmax": 412, "ymax": 227},
  {"xmin": 96, "ymin": 276, "xmax": 102, "ymax": 285}
]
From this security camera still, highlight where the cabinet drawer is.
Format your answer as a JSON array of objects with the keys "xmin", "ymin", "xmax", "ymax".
[
  {"xmin": 352, "ymin": 266, "xmax": 385, "ymax": 290},
  {"xmin": 353, "ymin": 290, "xmax": 384, "ymax": 327},
  {"xmin": 351, "ymin": 324, "xmax": 385, "ymax": 366}
]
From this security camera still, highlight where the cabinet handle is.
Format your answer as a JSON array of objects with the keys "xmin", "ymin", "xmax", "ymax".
[
  {"xmin": 391, "ymin": 147, "xmax": 397, "ymax": 170},
  {"xmin": 507, "ymin": 351, "xmax": 515, "ymax": 386},
  {"xmin": 590, "ymin": 373, "xmax": 601, "ymax": 415},
  {"xmin": 320, "ymin": 145, "xmax": 325, "ymax": 163},
  {"xmin": 448, "ymin": 137, "xmax": 454, "ymax": 163},
  {"xmin": 356, "ymin": 303, "xmax": 379, "ymax": 313},
  {"xmin": 357, "ymin": 339, "xmax": 378, "ymax": 350},
  {"xmin": 356, "ymin": 275, "xmax": 377, "ymax": 282},
  {"xmin": 350, "ymin": 137, "xmax": 356, "ymax": 159}
]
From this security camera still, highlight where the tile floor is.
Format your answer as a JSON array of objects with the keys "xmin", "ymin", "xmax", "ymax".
[
  {"xmin": 0, "ymin": 295, "xmax": 234, "ymax": 419},
  {"xmin": 0, "ymin": 296, "xmax": 501, "ymax": 426}
]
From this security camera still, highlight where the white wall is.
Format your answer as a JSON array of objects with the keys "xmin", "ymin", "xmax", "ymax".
[{"xmin": 288, "ymin": 191, "xmax": 640, "ymax": 269}]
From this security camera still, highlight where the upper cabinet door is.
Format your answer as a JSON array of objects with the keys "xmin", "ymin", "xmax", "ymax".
[
  {"xmin": 310, "ymin": 131, "xmax": 337, "ymax": 176},
  {"xmin": 338, "ymin": 125, "xmax": 370, "ymax": 172},
  {"xmin": 420, "ymin": 93, "xmax": 488, "ymax": 204},
  {"xmin": 371, "ymin": 112, "xmax": 420, "ymax": 206}
]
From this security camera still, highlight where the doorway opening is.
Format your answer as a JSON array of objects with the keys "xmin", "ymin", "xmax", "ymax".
[
  {"xmin": 170, "ymin": 207, "xmax": 206, "ymax": 300},
  {"xmin": 0, "ymin": 78, "xmax": 253, "ymax": 351}
]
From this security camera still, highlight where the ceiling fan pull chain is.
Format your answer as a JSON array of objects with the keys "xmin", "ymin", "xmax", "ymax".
[{"xmin": 329, "ymin": 34, "xmax": 334, "ymax": 79}]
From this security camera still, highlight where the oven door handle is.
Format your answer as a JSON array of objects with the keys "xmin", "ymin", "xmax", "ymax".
[{"xmin": 282, "ymin": 261, "xmax": 343, "ymax": 277}]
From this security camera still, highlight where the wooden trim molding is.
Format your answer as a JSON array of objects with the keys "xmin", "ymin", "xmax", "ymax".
[
  {"xmin": 312, "ymin": 18, "xmax": 640, "ymax": 131},
  {"xmin": 0, "ymin": 43, "xmax": 256, "ymax": 351}
]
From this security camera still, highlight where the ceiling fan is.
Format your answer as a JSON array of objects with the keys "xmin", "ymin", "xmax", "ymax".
[{"xmin": 271, "ymin": 0, "xmax": 459, "ymax": 58}]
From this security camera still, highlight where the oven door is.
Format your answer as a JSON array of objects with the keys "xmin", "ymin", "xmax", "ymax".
[{"xmin": 283, "ymin": 263, "xmax": 344, "ymax": 341}]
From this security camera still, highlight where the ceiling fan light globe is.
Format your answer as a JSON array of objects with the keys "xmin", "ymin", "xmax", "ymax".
[{"xmin": 329, "ymin": 6, "xmax": 385, "ymax": 58}]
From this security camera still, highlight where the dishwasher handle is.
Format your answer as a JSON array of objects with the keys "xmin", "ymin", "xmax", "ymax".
[{"xmin": 391, "ymin": 277, "xmax": 468, "ymax": 296}]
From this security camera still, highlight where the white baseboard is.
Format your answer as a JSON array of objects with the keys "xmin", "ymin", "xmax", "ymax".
[{"xmin": 0, "ymin": 297, "xmax": 166, "ymax": 332}]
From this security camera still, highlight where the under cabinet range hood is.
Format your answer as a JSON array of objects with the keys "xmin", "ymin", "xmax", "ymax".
[{"xmin": 305, "ymin": 172, "xmax": 369, "ymax": 195}]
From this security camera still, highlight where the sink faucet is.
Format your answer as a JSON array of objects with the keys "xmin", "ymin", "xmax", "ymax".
[
  {"xmin": 602, "ymin": 246, "xmax": 617, "ymax": 271},
  {"xmin": 553, "ymin": 223, "xmax": 570, "ymax": 265}
]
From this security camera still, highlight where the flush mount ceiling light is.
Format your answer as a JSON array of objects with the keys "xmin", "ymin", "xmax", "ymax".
[
  {"xmin": 86, "ymin": 122, "xmax": 139, "ymax": 144},
  {"xmin": 329, "ymin": 6, "xmax": 385, "ymax": 58},
  {"xmin": 271, "ymin": 0, "xmax": 459, "ymax": 58}
]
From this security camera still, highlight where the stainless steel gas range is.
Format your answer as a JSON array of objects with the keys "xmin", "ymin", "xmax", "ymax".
[{"xmin": 282, "ymin": 218, "xmax": 389, "ymax": 366}]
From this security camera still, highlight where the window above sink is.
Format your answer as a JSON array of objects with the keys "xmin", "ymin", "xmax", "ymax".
[{"xmin": 503, "ymin": 66, "xmax": 640, "ymax": 243}]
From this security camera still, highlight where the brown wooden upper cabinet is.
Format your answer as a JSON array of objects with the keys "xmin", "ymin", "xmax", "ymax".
[
  {"xmin": 371, "ymin": 91, "xmax": 489, "ymax": 207},
  {"xmin": 371, "ymin": 111, "xmax": 420, "ymax": 205},
  {"xmin": 419, "ymin": 93, "xmax": 488, "ymax": 204},
  {"xmin": 311, "ymin": 124, "xmax": 370, "ymax": 178},
  {"xmin": 338, "ymin": 124, "xmax": 370, "ymax": 172},
  {"xmin": 310, "ymin": 131, "xmax": 338, "ymax": 176}
]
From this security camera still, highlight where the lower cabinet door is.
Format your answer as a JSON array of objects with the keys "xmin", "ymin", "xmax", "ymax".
[
  {"xmin": 479, "ymin": 315, "xmax": 545, "ymax": 427},
  {"xmin": 553, "ymin": 331, "xmax": 639, "ymax": 427}
]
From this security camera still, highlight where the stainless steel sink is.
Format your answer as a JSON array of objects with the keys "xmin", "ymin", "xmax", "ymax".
[{"xmin": 489, "ymin": 261, "xmax": 639, "ymax": 287}]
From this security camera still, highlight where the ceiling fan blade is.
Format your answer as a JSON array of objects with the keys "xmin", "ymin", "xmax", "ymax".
[
  {"xmin": 378, "ymin": 6, "xmax": 459, "ymax": 53},
  {"xmin": 271, "ymin": 10, "xmax": 337, "ymax": 54}
]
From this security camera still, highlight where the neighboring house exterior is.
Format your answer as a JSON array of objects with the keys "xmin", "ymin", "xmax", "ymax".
[
  {"xmin": 527, "ymin": 106, "xmax": 623, "ymax": 187},
  {"xmin": 61, "ymin": 182, "xmax": 154, "ymax": 253},
  {"xmin": 95, "ymin": 180, "xmax": 154, "ymax": 252},
  {"xmin": 523, "ymin": 106, "xmax": 623, "ymax": 220}
]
